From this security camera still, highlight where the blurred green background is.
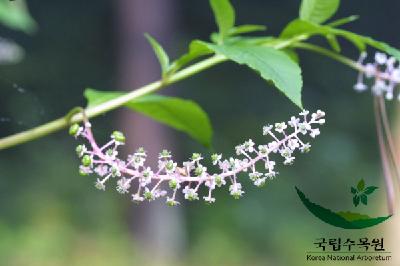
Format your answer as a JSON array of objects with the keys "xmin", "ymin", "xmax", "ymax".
[{"xmin": 1, "ymin": 0, "xmax": 400, "ymax": 265}]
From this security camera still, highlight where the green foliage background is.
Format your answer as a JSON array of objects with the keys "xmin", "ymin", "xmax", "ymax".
[{"xmin": 1, "ymin": 0, "xmax": 400, "ymax": 265}]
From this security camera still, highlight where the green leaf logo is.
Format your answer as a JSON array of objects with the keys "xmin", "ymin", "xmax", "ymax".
[{"xmin": 351, "ymin": 179, "xmax": 378, "ymax": 207}]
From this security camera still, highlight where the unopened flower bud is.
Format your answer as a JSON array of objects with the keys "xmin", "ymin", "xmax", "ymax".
[
  {"xmin": 112, "ymin": 131, "xmax": 125, "ymax": 144},
  {"xmin": 69, "ymin": 123, "xmax": 80, "ymax": 136},
  {"xmin": 81, "ymin": 154, "xmax": 92, "ymax": 167}
]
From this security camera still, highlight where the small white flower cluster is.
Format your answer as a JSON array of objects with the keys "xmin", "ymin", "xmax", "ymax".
[
  {"xmin": 354, "ymin": 52, "xmax": 400, "ymax": 100},
  {"xmin": 70, "ymin": 110, "xmax": 325, "ymax": 206}
]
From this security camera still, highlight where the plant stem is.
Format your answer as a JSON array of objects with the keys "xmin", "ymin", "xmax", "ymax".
[
  {"xmin": 0, "ymin": 54, "xmax": 227, "ymax": 150},
  {"xmin": 0, "ymin": 36, "xmax": 357, "ymax": 151},
  {"xmin": 374, "ymin": 97, "xmax": 396, "ymax": 215},
  {"xmin": 293, "ymin": 42, "xmax": 362, "ymax": 71}
]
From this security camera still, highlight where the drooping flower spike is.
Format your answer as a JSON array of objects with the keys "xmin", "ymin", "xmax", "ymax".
[
  {"xmin": 354, "ymin": 52, "xmax": 400, "ymax": 100},
  {"xmin": 69, "ymin": 110, "xmax": 325, "ymax": 206}
]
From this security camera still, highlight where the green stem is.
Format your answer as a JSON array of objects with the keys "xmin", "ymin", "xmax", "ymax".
[
  {"xmin": 0, "ymin": 37, "xmax": 359, "ymax": 151},
  {"xmin": 293, "ymin": 42, "xmax": 362, "ymax": 71},
  {"xmin": 0, "ymin": 54, "xmax": 227, "ymax": 150}
]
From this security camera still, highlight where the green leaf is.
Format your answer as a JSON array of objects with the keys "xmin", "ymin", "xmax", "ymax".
[
  {"xmin": 350, "ymin": 187, "xmax": 357, "ymax": 194},
  {"xmin": 326, "ymin": 34, "xmax": 341, "ymax": 52},
  {"xmin": 327, "ymin": 15, "xmax": 359, "ymax": 27},
  {"xmin": 145, "ymin": 33, "xmax": 170, "ymax": 76},
  {"xmin": 361, "ymin": 194, "xmax": 368, "ymax": 205},
  {"xmin": 364, "ymin": 186, "xmax": 378, "ymax": 195},
  {"xmin": 84, "ymin": 89, "xmax": 213, "ymax": 147},
  {"xmin": 281, "ymin": 19, "xmax": 400, "ymax": 60},
  {"xmin": 299, "ymin": 0, "xmax": 340, "ymax": 24},
  {"xmin": 282, "ymin": 48, "xmax": 299, "ymax": 63},
  {"xmin": 209, "ymin": 0, "xmax": 235, "ymax": 42},
  {"xmin": 228, "ymin": 24, "xmax": 266, "ymax": 36},
  {"xmin": 353, "ymin": 195, "xmax": 360, "ymax": 207},
  {"xmin": 170, "ymin": 40, "xmax": 213, "ymax": 72},
  {"xmin": 357, "ymin": 179, "xmax": 365, "ymax": 191},
  {"xmin": 204, "ymin": 42, "xmax": 303, "ymax": 108},
  {"xmin": 0, "ymin": 0, "xmax": 37, "ymax": 34}
]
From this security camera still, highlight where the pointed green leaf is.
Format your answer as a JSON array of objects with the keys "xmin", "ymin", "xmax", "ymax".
[
  {"xmin": 357, "ymin": 179, "xmax": 365, "ymax": 191},
  {"xmin": 209, "ymin": 0, "xmax": 235, "ymax": 42},
  {"xmin": 299, "ymin": 0, "xmax": 340, "ymax": 24},
  {"xmin": 0, "ymin": 0, "xmax": 37, "ymax": 34},
  {"xmin": 326, "ymin": 34, "xmax": 341, "ymax": 52},
  {"xmin": 204, "ymin": 42, "xmax": 303, "ymax": 108},
  {"xmin": 228, "ymin": 24, "xmax": 267, "ymax": 36},
  {"xmin": 327, "ymin": 15, "xmax": 359, "ymax": 27},
  {"xmin": 145, "ymin": 33, "xmax": 170, "ymax": 76},
  {"xmin": 361, "ymin": 194, "xmax": 368, "ymax": 205},
  {"xmin": 351, "ymin": 187, "xmax": 357, "ymax": 194},
  {"xmin": 353, "ymin": 195, "xmax": 360, "ymax": 206},
  {"xmin": 281, "ymin": 19, "xmax": 400, "ymax": 60},
  {"xmin": 364, "ymin": 186, "xmax": 378, "ymax": 195},
  {"xmin": 170, "ymin": 40, "xmax": 213, "ymax": 72},
  {"xmin": 84, "ymin": 89, "xmax": 213, "ymax": 147}
]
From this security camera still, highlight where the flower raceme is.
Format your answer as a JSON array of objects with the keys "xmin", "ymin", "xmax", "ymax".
[
  {"xmin": 69, "ymin": 110, "xmax": 325, "ymax": 206},
  {"xmin": 354, "ymin": 52, "xmax": 400, "ymax": 100}
]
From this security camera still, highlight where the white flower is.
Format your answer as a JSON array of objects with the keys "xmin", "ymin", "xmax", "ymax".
[
  {"xmin": 266, "ymin": 171, "xmax": 277, "ymax": 179},
  {"xmin": 254, "ymin": 177, "xmax": 267, "ymax": 187},
  {"xmin": 94, "ymin": 164, "xmax": 108, "ymax": 177},
  {"xmin": 95, "ymin": 179, "xmax": 106, "ymax": 190},
  {"xmin": 211, "ymin": 153, "xmax": 222, "ymax": 165},
  {"xmin": 153, "ymin": 189, "xmax": 167, "ymax": 198},
  {"xmin": 158, "ymin": 149, "xmax": 171, "ymax": 159},
  {"xmin": 310, "ymin": 128, "xmax": 320, "ymax": 138},
  {"xmin": 287, "ymin": 138, "xmax": 299, "ymax": 151},
  {"xmin": 214, "ymin": 175, "xmax": 226, "ymax": 187},
  {"xmin": 249, "ymin": 171, "xmax": 263, "ymax": 181},
  {"xmin": 268, "ymin": 141, "xmax": 280, "ymax": 153},
  {"xmin": 79, "ymin": 165, "xmax": 93, "ymax": 175},
  {"xmin": 244, "ymin": 139, "xmax": 255, "ymax": 152},
  {"xmin": 116, "ymin": 177, "xmax": 131, "ymax": 194},
  {"xmin": 265, "ymin": 160, "xmax": 275, "ymax": 171},
  {"xmin": 280, "ymin": 147, "xmax": 292, "ymax": 158},
  {"xmin": 203, "ymin": 196, "xmax": 216, "ymax": 204},
  {"xmin": 375, "ymin": 52, "xmax": 387, "ymax": 65},
  {"xmin": 354, "ymin": 82, "xmax": 367, "ymax": 92},
  {"xmin": 235, "ymin": 144, "xmax": 245, "ymax": 155},
  {"xmin": 132, "ymin": 194, "xmax": 144, "ymax": 203},
  {"xmin": 205, "ymin": 178, "xmax": 216, "ymax": 190},
  {"xmin": 258, "ymin": 145, "xmax": 269, "ymax": 155},
  {"xmin": 372, "ymin": 80, "xmax": 386, "ymax": 96},
  {"xmin": 283, "ymin": 156, "xmax": 295, "ymax": 165},
  {"xmin": 364, "ymin": 63, "xmax": 376, "ymax": 78},
  {"xmin": 166, "ymin": 198, "xmax": 180, "ymax": 206},
  {"xmin": 218, "ymin": 160, "xmax": 230, "ymax": 172},
  {"xmin": 165, "ymin": 160, "xmax": 177, "ymax": 174},
  {"xmin": 139, "ymin": 167, "xmax": 153, "ymax": 186},
  {"xmin": 263, "ymin": 124, "xmax": 273, "ymax": 135},
  {"xmin": 298, "ymin": 122, "xmax": 311, "ymax": 135},
  {"xmin": 299, "ymin": 110, "xmax": 309, "ymax": 116},
  {"xmin": 128, "ymin": 155, "xmax": 145, "ymax": 169},
  {"xmin": 183, "ymin": 186, "xmax": 199, "ymax": 201},
  {"xmin": 275, "ymin": 122, "xmax": 287, "ymax": 133},
  {"xmin": 143, "ymin": 187, "xmax": 155, "ymax": 201},
  {"xmin": 110, "ymin": 163, "xmax": 121, "ymax": 177},
  {"xmin": 288, "ymin": 116, "xmax": 300, "ymax": 127},
  {"xmin": 300, "ymin": 143, "xmax": 311, "ymax": 153},
  {"xmin": 229, "ymin": 183, "xmax": 244, "ymax": 199}
]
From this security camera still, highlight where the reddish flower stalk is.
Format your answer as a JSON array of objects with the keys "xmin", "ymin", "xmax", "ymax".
[{"xmin": 69, "ymin": 110, "xmax": 325, "ymax": 206}]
